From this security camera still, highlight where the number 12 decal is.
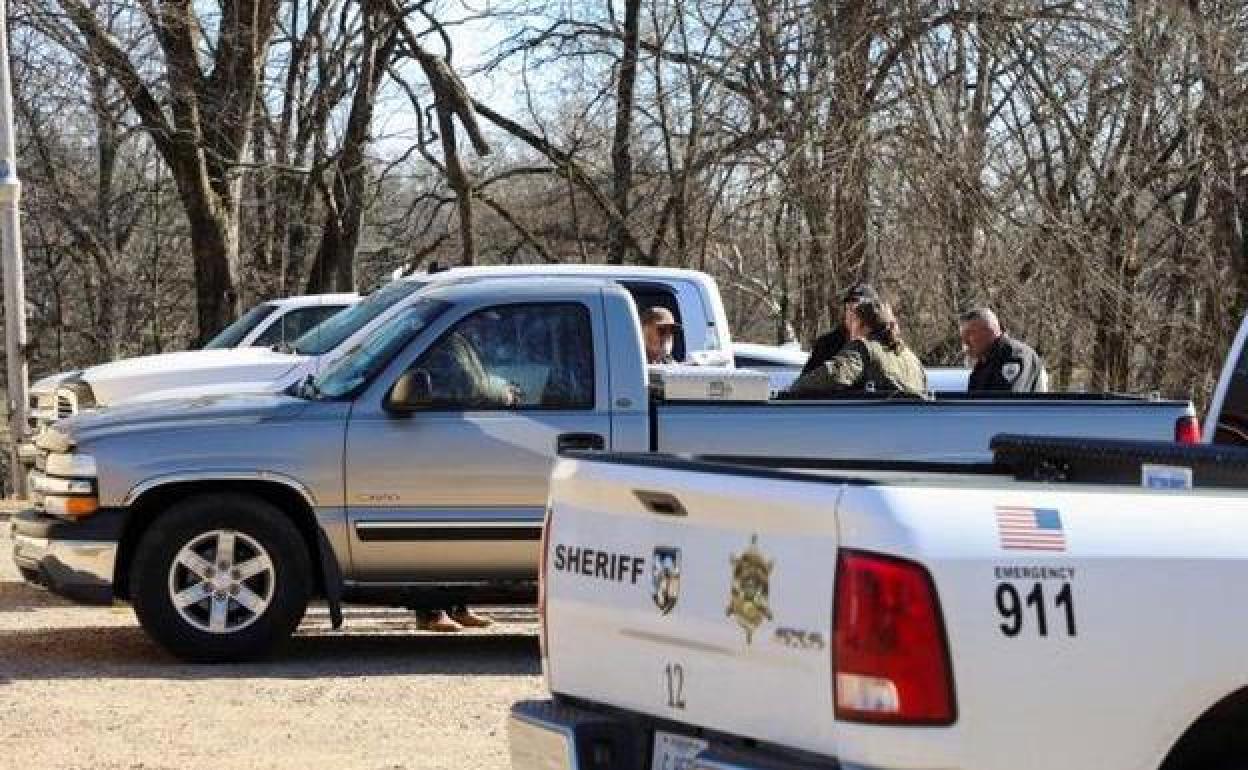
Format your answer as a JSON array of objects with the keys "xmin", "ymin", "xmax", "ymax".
[
  {"xmin": 996, "ymin": 582, "xmax": 1076, "ymax": 637},
  {"xmin": 665, "ymin": 663, "xmax": 687, "ymax": 710}
]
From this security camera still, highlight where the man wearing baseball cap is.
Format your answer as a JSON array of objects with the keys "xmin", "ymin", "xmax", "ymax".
[
  {"xmin": 641, "ymin": 306, "xmax": 682, "ymax": 364},
  {"xmin": 800, "ymin": 283, "xmax": 879, "ymax": 377}
]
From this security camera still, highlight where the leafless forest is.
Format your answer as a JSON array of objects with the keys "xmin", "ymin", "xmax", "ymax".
[{"xmin": 4, "ymin": 0, "xmax": 1247, "ymax": 400}]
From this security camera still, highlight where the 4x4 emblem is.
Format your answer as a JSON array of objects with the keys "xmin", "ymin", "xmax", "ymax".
[
  {"xmin": 652, "ymin": 547, "xmax": 681, "ymax": 615},
  {"xmin": 726, "ymin": 535, "xmax": 773, "ymax": 644}
]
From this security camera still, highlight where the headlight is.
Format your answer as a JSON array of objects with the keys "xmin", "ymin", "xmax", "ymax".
[
  {"xmin": 31, "ymin": 473, "xmax": 95, "ymax": 496},
  {"xmin": 30, "ymin": 464, "xmax": 99, "ymax": 520},
  {"xmin": 45, "ymin": 453, "xmax": 96, "ymax": 477}
]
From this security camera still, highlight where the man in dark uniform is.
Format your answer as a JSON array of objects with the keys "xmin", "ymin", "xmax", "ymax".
[
  {"xmin": 959, "ymin": 307, "xmax": 1048, "ymax": 392},
  {"xmin": 800, "ymin": 283, "xmax": 879, "ymax": 377}
]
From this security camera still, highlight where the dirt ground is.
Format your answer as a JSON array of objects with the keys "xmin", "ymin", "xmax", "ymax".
[{"xmin": 0, "ymin": 514, "xmax": 544, "ymax": 770}]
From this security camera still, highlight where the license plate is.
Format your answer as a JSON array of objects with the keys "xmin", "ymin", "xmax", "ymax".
[{"xmin": 651, "ymin": 731, "xmax": 708, "ymax": 770}]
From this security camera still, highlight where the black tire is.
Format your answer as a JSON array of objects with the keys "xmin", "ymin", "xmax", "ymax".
[
  {"xmin": 129, "ymin": 493, "xmax": 312, "ymax": 663},
  {"xmin": 1167, "ymin": 728, "xmax": 1248, "ymax": 770}
]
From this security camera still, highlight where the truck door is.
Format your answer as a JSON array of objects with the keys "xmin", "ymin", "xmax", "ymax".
[{"xmin": 343, "ymin": 299, "xmax": 611, "ymax": 582}]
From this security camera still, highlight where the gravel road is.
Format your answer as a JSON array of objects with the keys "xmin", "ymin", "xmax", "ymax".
[{"xmin": 0, "ymin": 517, "xmax": 544, "ymax": 770}]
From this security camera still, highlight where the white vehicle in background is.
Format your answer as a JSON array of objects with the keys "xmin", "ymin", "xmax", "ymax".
[
  {"xmin": 27, "ymin": 293, "xmax": 357, "ymax": 427},
  {"xmin": 199, "ymin": 293, "xmax": 360, "ymax": 351},
  {"xmin": 730, "ymin": 342, "xmax": 807, "ymax": 395},
  {"xmin": 26, "ymin": 266, "xmax": 736, "ymax": 433},
  {"xmin": 927, "ymin": 366, "xmax": 972, "ymax": 391},
  {"xmin": 732, "ymin": 341, "xmax": 971, "ymax": 395}
]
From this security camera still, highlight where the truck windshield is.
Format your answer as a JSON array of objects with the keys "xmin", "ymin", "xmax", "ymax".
[
  {"xmin": 202, "ymin": 303, "xmax": 278, "ymax": 349},
  {"xmin": 304, "ymin": 299, "xmax": 450, "ymax": 400},
  {"xmin": 292, "ymin": 279, "xmax": 429, "ymax": 356}
]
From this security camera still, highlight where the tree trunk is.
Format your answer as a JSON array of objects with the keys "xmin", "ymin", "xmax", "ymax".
[
  {"xmin": 606, "ymin": 0, "xmax": 643, "ymax": 265},
  {"xmin": 306, "ymin": 6, "xmax": 397, "ymax": 291},
  {"xmin": 828, "ymin": 0, "xmax": 873, "ymax": 283}
]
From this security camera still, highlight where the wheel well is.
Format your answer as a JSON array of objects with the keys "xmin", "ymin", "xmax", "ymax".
[
  {"xmin": 114, "ymin": 481, "xmax": 327, "ymax": 600},
  {"xmin": 1160, "ymin": 687, "xmax": 1248, "ymax": 770}
]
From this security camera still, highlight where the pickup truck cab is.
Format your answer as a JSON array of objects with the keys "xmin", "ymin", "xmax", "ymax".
[
  {"xmin": 508, "ymin": 322, "xmax": 1248, "ymax": 770},
  {"xmin": 26, "ymin": 266, "xmax": 733, "ymax": 432},
  {"xmin": 14, "ymin": 278, "xmax": 1196, "ymax": 662}
]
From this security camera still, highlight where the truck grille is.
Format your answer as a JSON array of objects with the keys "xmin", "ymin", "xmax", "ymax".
[{"xmin": 56, "ymin": 393, "xmax": 76, "ymax": 419}]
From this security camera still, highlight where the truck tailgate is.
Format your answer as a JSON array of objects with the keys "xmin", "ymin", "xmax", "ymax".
[{"xmin": 544, "ymin": 455, "xmax": 843, "ymax": 755}]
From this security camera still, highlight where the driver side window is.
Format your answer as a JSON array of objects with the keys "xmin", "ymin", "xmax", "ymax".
[{"xmin": 411, "ymin": 303, "xmax": 595, "ymax": 410}]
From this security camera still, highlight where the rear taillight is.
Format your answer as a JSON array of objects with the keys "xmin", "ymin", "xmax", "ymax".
[
  {"xmin": 833, "ymin": 549, "xmax": 956, "ymax": 725},
  {"xmin": 538, "ymin": 504, "xmax": 553, "ymax": 676},
  {"xmin": 1175, "ymin": 415, "xmax": 1202, "ymax": 444}
]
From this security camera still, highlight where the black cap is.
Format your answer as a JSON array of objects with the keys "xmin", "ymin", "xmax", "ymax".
[{"xmin": 842, "ymin": 283, "xmax": 878, "ymax": 304}]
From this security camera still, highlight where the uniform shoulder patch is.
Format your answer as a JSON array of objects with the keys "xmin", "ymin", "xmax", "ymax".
[{"xmin": 1001, "ymin": 362, "xmax": 1022, "ymax": 382}]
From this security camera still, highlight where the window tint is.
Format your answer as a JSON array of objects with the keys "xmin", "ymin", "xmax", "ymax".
[
  {"xmin": 253, "ymin": 305, "xmax": 348, "ymax": 348},
  {"xmin": 312, "ymin": 299, "xmax": 450, "ymax": 400},
  {"xmin": 202, "ymin": 303, "xmax": 278, "ymax": 349},
  {"xmin": 412, "ymin": 303, "xmax": 595, "ymax": 410},
  {"xmin": 293, "ymin": 280, "xmax": 429, "ymax": 355}
]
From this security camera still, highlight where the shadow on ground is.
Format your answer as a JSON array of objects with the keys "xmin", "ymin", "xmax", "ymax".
[
  {"xmin": 0, "ymin": 579, "xmax": 78, "ymax": 611},
  {"xmin": 0, "ymin": 622, "xmax": 540, "ymax": 684}
]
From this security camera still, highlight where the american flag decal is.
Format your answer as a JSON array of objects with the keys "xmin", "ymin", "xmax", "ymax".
[{"xmin": 996, "ymin": 506, "xmax": 1066, "ymax": 551}]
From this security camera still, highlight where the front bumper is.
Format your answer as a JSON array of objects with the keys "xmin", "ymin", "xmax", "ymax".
[
  {"xmin": 508, "ymin": 700, "xmax": 838, "ymax": 770},
  {"xmin": 11, "ymin": 508, "xmax": 123, "ymax": 605}
]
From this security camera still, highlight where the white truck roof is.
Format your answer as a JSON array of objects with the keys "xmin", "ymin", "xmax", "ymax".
[{"xmin": 267, "ymin": 292, "xmax": 359, "ymax": 308}]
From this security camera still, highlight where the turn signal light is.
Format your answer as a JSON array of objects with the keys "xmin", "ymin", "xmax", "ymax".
[
  {"xmin": 44, "ymin": 495, "xmax": 99, "ymax": 519},
  {"xmin": 833, "ymin": 549, "xmax": 956, "ymax": 725},
  {"xmin": 1175, "ymin": 416, "xmax": 1202, "ymax": 445}
]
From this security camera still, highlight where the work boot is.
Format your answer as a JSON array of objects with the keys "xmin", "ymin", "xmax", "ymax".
[
  {"xmin": 416, "ymin": 609, "xmax": 462, "ymax": 633},
  {"xmin": 450, "ymin": 606, "xmax": 493, "ymax": 628}
]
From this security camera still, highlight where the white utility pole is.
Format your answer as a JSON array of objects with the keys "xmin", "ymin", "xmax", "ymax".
[{"xmin": 0, "ymin": 0, "xmax": 28, "ymax": 498}]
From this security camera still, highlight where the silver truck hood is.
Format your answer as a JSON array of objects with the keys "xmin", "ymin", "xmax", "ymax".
[{"xmin": 56, "ymin": 392, "xmax": 310, "ymax": 446}]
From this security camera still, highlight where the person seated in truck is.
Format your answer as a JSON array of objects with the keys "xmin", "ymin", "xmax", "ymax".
[
  {"xmin": 641, "ymin": 306, "xmax": 681, "ymax": 365},
  {"xmin": 959, "ymin": 307, "xmax": 1048, "ymax": 392},
  {"xmin": 424, "ymin": 329, "xmax": 519, "ymax": 407},
  {"xmin": 786, "ymin": 300, "xmax": 927, "ymax": 398}
]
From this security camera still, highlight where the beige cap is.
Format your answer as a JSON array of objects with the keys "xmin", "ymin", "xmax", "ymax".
[{"xmin": 640, "ymin": 306, "xmax": 681, "ymax": 328}]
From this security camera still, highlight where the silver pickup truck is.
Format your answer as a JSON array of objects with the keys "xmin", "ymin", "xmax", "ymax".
[{"xmin": 12, "ymin": 276, "xmax": 1197, "ymax": 661}]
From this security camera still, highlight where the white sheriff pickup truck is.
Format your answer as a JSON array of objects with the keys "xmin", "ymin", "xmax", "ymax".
[{"xmin": 508, "ymin": 319, "xmax": 1248, "ymax": 770}]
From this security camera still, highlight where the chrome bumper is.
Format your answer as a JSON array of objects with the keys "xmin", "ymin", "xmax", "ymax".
[
  {"xmin": 12, "ymin": 532, "xmax": 117, "ymax": 604},
  {"xmin": 509, "ymin": 701, "xmax": 583, "ymax": 770}
]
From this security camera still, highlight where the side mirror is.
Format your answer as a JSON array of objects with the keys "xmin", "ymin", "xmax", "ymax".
[{"xmin": 386, "ymin": 369, "xmax": 434, "ymax": 413}]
